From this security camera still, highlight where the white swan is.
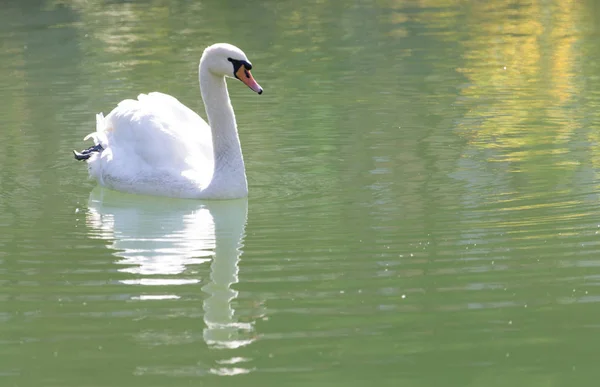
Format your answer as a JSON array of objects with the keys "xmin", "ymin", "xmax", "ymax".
[{"xmin": 74, "ymin": 43, "xmax": 263, "ymax": 200}]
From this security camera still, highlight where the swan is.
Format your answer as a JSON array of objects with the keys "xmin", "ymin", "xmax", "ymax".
[{"xmin": 73, "ymin": 43, "xmax": 263, "ymax": 200}]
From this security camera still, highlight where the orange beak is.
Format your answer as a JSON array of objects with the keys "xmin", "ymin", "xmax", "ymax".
[{"xmin": 236, "ymin": 65, "xmax": 263, "ymax": 94}]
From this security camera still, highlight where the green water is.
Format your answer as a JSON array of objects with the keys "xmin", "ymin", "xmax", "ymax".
[{"xmin": 2, "ymin": 0, "xmax": 600, "ymax": 385}]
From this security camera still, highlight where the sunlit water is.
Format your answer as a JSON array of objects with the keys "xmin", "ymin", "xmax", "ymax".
[{"xmin": 2, "ymin": 0, "xmax": 600, "ymax": 385}]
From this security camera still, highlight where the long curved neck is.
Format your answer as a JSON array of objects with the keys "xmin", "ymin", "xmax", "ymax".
[{"xmin": 199, "ymin": 65, "xmax": 247, "ymax": 198}]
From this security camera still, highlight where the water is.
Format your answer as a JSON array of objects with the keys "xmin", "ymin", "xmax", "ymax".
[{"xmin": 1, "ymin": 0, "xmax": 600, "ymax": 385}]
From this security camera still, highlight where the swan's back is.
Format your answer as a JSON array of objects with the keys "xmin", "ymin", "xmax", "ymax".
[{"xmin": 87, "ymin": 92, "xmax": 215, "ymax": 198}]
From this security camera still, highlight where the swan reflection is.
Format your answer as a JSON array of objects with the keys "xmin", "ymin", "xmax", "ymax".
[{"xmin": 85, "ymin": 188, "xmax": 255, "ymax": 366}]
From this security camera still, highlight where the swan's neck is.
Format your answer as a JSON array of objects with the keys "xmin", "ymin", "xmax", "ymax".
[{"xmin": 200, "ymin": 66, "xmax": 247, "ymax": 198}]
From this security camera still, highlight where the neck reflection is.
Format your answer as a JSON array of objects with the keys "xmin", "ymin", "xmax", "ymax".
[{"xmin": 85, "ymin": 188, "xmax": 254, "ymax": 358}]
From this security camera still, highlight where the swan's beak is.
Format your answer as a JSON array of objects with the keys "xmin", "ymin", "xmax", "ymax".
[{"xmin": 236, "ymin": 66, "xmax": 263, "ymax": 95}]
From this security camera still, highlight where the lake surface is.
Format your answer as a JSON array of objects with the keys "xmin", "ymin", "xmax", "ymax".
[{"xmin": 2, "ymin": 0, "xmax": 600, "ymax": 385}]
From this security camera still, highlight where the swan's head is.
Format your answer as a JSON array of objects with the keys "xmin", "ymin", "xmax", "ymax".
[{"xmin": 201, "ymin": 43, "xmax": 263, "ymax": 95}]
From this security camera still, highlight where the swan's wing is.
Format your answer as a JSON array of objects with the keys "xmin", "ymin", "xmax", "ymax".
[
  {"xmin": 87, "ymin": 93, "xmax": 214, "ymax": 186},
  {"xmin": 100, "ymin": 93, "xmax": 212, "ymax": 161},
  {"xmin": 137, "ymin": 92, "xmax": 213, "ymax": 160},
  {"xmin": 138, "ymin": 92, "xmax": 210, "ymax": 135}
]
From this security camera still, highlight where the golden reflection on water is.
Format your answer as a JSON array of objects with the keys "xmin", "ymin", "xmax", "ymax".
[{"xmin": 454, "ymin": 0, "xmax": 584, "ymax": 169}]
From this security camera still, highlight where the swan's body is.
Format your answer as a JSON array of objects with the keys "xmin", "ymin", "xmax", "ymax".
[{"xmin": 75, "ymin": 43, "xmax": 262, "ymax": 199}]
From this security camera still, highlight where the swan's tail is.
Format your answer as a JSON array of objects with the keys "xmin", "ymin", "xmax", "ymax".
[
  {"xmin": 83, "ymin": 113, "xmax": 109, "ymax": 146},
  {"xmin": 73, "ymin": 113, "xmax": 109, "ymax": 161}
]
